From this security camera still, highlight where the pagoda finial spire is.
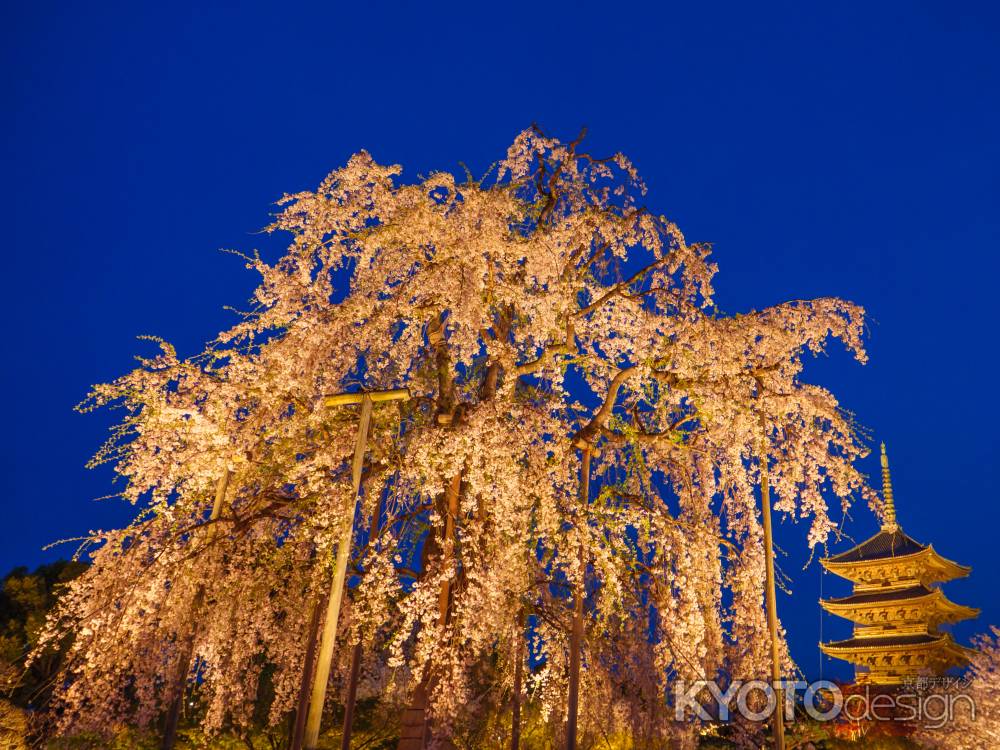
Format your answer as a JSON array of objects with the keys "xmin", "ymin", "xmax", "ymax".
[{"xmin": 880, "ymin": 442, "xmax": 897, "ymax": 530}]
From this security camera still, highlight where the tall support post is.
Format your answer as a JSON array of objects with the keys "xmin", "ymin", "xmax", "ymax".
[
  {"xmin": 303, "ymin": 395, "xmax": 373, "ymax": 748},
  {"xmin": 759, "ymin": 434, "xmax": 785, "ymax": 750},
  {"xmin": 299, "ymin": 389, "xmax": 409, "ymax": 750},
  {"xmin": 340, "ymin": 490, "xmax": 384, "ymax": 750},
  {"xmin": 162, "ymin": 470, "xmax": 232, "ymax": 750},
  {"xmin": 566, "ymin": 444, "xmax": 591, "ymax": 750}
]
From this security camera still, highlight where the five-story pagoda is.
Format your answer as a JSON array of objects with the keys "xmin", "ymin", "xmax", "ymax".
[{"xmin": 819, "ymin": 444, "xmax": 978, "ymax": 685}]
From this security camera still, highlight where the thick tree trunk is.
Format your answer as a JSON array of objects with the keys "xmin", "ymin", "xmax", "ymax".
[
  {"xmin": 396, "ymin": 472, "xmax": 461, "ymax": 750},
  {"xmin": 162, "ymin": 634, "xmax": 197, "ymax": 750},
  {"xmin": 397, "ymin": 313, "xmax": 469, "ymax": 749}
]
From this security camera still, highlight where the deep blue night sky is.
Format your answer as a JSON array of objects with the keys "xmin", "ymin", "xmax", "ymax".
[{"xmin": 3, "ymin": 2, "xmax": 998, "ymax": 683}]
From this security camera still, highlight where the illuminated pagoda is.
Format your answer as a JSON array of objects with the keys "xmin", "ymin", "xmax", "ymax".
[{"xmin": 819, "ymin": 444, "xmax": 978, "ymax": 685}]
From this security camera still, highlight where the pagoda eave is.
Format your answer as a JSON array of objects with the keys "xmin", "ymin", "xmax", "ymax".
[
  {"xmin": 924, "ymin": 545, "xmax": 972, "ymax": 581},
  {"xmin": 820, "ymin": 546, "xmax": 972, "ymax": 586},
  {"xmin": 819, "ymin": 590, "xmax": 980, "ymax": 625},
  {"xmin": 821, "ymin": 634, "xmax": 946, "ymax": 652},
  {"xmin": 820, "ymin": 635, "xmax": 972, "ymax": 676}
]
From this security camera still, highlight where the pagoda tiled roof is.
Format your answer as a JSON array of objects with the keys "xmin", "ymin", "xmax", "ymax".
[
  {"xmin": 824, "ymin": 528, "xmax": 926, "ymax": 564},
  {"xmin": 823, "ymin": 633, "xmax": 945, "ymax": 649},
  {"xmin": 824, "ymin": 584, "xmax": 933, "ymax": 606}
]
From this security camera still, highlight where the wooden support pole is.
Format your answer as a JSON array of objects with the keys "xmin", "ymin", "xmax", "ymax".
[
  {"xmin": 759, "ymin": 436, "xmax": 785, "ymax": 750},
  {"xmin": 162, "ymin": 470, "xmax": 232, "ymax": 750},
  {"xmin": 324, "ymin": 389, "xmax": 410, "ymax": 407},
  {"xmin": 341, "ymin": 489, "xmax": 384, "ymax": 750},
  {"xmin": 304, "ymin": 395, "xmax": 373, "ymax": 749},
  {"xmin": 566, "ymin": 445, "xmax": 591, "ymax": 750},
  {"xmin": 301, "ymin": 388, "xmax": 409, "ymax": 750}
]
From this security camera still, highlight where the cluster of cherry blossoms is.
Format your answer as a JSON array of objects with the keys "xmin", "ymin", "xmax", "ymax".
[
  {"xmin": 34, "ymin": 127, "xmax": 873, "ymax": 747},
  {"xmin": 914, "ymin": 627, "xmax": 1000, "ymax": 749}
]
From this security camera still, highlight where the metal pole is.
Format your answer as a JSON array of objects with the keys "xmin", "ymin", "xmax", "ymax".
[
  {"xmin": 566, "ymin": 445, "xmax": 591, "ymax": 750},
  {"xmin": 759, "ymin": 436, "xmax": 786, "ymax": 750},
  {"xmin": 304, "ymin": 395, "xmax": 373, "ymax": 749}
]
